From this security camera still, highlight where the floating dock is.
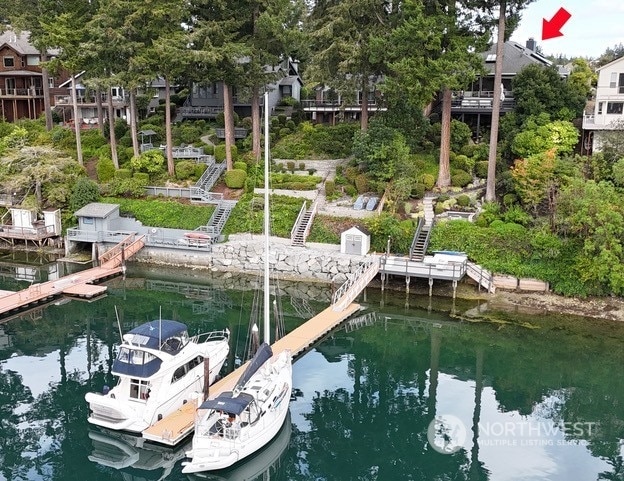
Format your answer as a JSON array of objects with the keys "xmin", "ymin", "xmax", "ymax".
[{"xmin": 142, "ymin": 302, "xmax": 362, "ymax": 446}]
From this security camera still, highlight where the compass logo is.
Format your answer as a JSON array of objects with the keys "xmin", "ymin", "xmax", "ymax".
[{"xmin": 427, "ymin": 414, "xmax": 467, "ymax": 454}]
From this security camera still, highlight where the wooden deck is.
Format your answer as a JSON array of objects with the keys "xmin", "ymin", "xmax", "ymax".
[
  {"xmin": 142, "ymin": 302, "xmax": 362, "ymax": 446},
  {"xmin": 0, "ymin": 234, "xmax": 145, "ymax": 320}
]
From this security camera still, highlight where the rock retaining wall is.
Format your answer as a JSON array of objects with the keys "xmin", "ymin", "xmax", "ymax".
[{"xmin": 132, "ymin": 234, "xmax": 370, "ymax": 284}]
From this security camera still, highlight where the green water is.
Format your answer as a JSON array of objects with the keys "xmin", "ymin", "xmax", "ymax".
[{"xmin": 0, "ymin": 265, "xmax": 623, "ymax": 481}]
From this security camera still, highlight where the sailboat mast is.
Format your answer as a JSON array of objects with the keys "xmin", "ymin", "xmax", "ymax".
[{"xmin": 263, "ymin": 90, "xmax": 271, "ymax": 345}]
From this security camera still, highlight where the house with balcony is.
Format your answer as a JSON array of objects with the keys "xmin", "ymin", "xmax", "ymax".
[
  {"xmin": 0, "ymin": 29, "xmax": 69, "ymax": 123},
  {"xmin": 450, "ymin": 39, "xmax": 569, "ymax": 140},
  {"xmin": 582, "ymin": 56, "xmax": 624, "ymax": 153},
  {"xmin": 177, "ymin": 57, "xmax": 303, "ymax": 126},
  {"xmin": 301, "ymin": 76, "xmax": 386, "ymax": 125},
  {"xmin": 54, "ymin": 72, "xmax": 130, "ymax": 128}
]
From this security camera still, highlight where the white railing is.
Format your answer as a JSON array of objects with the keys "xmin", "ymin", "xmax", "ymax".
[
  {"xmin": 332, "ymin": 256, "xmax": 380, "ymax": 312},
  {"xmin": 291, "ymin": 202, "xmax": 307, "ymax": 240},
  {"xmin": 466, "ymin": 261, "xmax": 495, "ymax": 293}
]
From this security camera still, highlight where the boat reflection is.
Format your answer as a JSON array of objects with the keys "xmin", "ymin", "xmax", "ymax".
[
  {"xmin": 88, "ymin": 428, "xmax": 191, "ymax": 481},
  {"xmin": 186, "ymin": 411, "xmax": 291, "ymax": 481}
]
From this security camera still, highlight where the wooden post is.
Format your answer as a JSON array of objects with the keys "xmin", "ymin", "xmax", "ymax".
[
  {"xmin": 428, "ymin": 278, "xmax": 433, "ymax": 297},
  {"xmin": 203, "ymin": 357, "xmax": 210, "ymax": 401},
  {"xmin": 452, "ymin": 280, "xmax": 457, "ymax": 299},
  {"xmin": 405, "ymin": 276, "xmax": 410, "ymax": 294}
]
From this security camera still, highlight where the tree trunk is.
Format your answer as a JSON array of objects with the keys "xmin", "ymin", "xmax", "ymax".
[
  {"xmin": 96, "ymin": 88, "xmax": 105, "ymax": 136},
  {"xmin": 361, "ymin": 76, "xmax": 369, "ymax": 131},
  {"xmin": 223, "ymin": 82, "xmax": 235, "ymax": 171},
  {"xmin": 251, "ymin": 85, "xmax": 261, "ymax": 162},
  {"xmin": 437, "ymin": 88, "xmax": 452, "ymax": 188},
  {"xmin": 165, "ymin": 77, "xmax": 174, "ymax": 176},
  {"xmin": 40, "ymin": 51, "xmax": 53, "ymax": 131},
  {"xmin": 485, "ymin": 0, "xmax": 506, "ymax": 202},
  {"xmin": 107, "ymin": 86, "xmax": 119, "ymax": 169},
  {"xmin": 71, "ymin": 74, "xmax": 84, "ymax": 165},
  {"xmin": 129, "ymin": 89, "xmax": 140, "ymax": 158}
]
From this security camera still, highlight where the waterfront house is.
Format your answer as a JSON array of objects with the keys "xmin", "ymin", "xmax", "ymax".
[
  {"xmin": 0, "ymin": 29, "xmax": 69, "ymax": 123},
  {"xmin": 581, "ymin": 56, "xmax": 624, "ymax": 153}
]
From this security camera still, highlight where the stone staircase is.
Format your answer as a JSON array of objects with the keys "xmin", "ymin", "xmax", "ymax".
[
  {"xmin": 290, "ymin": 201, "xmax": 317, "ymax": 246},
  {"xmin": 409, "ymin": 196, "xmax": 436, "ymax": 261}
]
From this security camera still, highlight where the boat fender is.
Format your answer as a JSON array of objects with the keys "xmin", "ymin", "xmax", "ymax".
[
  {"xmin": 158, "ymin": 414, "xmax": 163, "ymax": 421},
  {"xmin": 183, "ymin": 399, "xmax": 187, "ymax": 404},
  {"xmin": 102, "ymin": 385, "xmax": 110, "ymax": 395}
]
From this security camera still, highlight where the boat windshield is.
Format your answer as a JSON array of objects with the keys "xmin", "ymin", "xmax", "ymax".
[{"xmin": 113, "ymin": 347, "xmax": 162, "ymax": 378}]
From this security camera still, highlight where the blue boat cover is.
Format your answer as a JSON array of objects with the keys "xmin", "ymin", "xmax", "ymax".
[
  {"xmin": 126, "ymin": 320, "xmax": 187, "ymax": 350},
  {"xmin": 199, "ymin": 392, "xmax": 255, "ymax": 415},
  {"xmin": 234, "ymin": 343, "xmax": 273, "ymax": 392},
  {"xmin": 112, "ymin": 356, "xmax": 162, "ymax": 378}
]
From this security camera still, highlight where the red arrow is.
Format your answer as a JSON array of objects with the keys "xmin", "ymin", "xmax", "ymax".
[{"xmin": 542, "ymin": 7, "xmax": 571, "ymax": 40}]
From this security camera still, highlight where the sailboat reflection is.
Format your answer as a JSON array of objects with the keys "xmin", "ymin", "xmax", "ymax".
[
  {"xmin": 186, "ymin": 411, "xmax": 292, "ymax": 481},
  {"xmin": 88, "ymin": 428, "xmax": 190, "ymax": 481}
]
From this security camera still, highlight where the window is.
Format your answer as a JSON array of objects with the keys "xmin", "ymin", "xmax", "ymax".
[
  {"xmin": 3, "ymin": 57, "xmax": 14, "ymax": 68},
  {"xmin": 83, "ymin": 217, "xmax": 94, "ymax": 224},
  {"xmin": 619, "ymin": 73, "xmax": 624, "ymax": 94},
  {"xmin": 48, "ymin": 78, "xmax": 54, "ymax": 88},
  {"xmin": 610, "ymin": 72, "xmax": 618, "ymax": 88},
  {"xmin": 26, "ymin": 55, "xmax": 39, "ymax": 66},
  {"xmin": 607, "ymin": 102, "xmax": 623, "ymax": 114},
  {"xmin": 485, "ymin": 54, "xmax": 497, "ymax": 62},
  {"xmin": 598, "ymin": 102, "xmax": 604, "ymax": 114}
]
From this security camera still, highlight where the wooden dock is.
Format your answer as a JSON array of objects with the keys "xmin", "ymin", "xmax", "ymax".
[
  {"xmin": 142, "ymin": 302, "xmax": 362, "ymax": 446},
  {"xmin": 0, "ymin": 234, "xmax": 145, "ymax": 320}
]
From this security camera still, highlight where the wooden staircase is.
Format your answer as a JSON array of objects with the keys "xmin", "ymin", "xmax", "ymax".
[
  {"xmin": 291, "ymin": 201, "xmax": 317, "ymax": 246},
  {"xmin": 409, "ymin": 196, "xmax": 436, "ymax": 261}
]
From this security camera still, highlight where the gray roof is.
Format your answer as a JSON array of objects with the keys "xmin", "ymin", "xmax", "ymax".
[
  {"xmin": 279, "ymin": 75, "xmax": 302, "ymax": 86},
  {"xmin": 74, "ymin": 202, "xmax": 119, "ymax": 218},
  {"xmin": 481, "ymin": 41, "xmax": 552, "ymax": 76},
  {"xmin": 0, "ymin": 29, "xmax": 58, "ymax": 56}
]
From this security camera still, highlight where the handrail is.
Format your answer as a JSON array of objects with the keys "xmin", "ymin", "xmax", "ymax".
[
  {"xmin": 409, "ymin": 217, "xmax": 424, "ymax": 258},
  {"xmin": 291, "ymin": 202, "xmax": 307, "ymax": 239},
  {"xmin": 331, "ymin": 256, "xmax": 380, "ymax": 311}
]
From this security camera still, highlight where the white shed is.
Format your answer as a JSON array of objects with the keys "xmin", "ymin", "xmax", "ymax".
[{"xmin": 341, "ymin": 226, "xmax": 371, "ymax": 256}]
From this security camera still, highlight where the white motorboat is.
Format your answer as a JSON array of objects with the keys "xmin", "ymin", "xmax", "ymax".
[
  {"xmin": 85, "ymin": 319, "xmax": 230, "ymax": 433},
  {"xmin": 182, "ymin": 91, "xmax": 292, "ymax": 474}
]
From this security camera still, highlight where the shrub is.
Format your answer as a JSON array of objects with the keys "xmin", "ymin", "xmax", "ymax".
[
  {"xmin": 475, "ymin": 161, "xmax": 489, "ymax": 178},
  {"xmin": 214, "ymin": 144, "xmax": 226, "ymax": 162},
  {"xmin": 335, "ymin": 165, "xmax": 344, "ymax": 176},
  {"xmin": 502, "ymin": 205, "xmax": 532, "ymax": 226},
  {"xmin": 116, "ymin": 168, "xmax": 132, "ymax": 179},
  {"xmin": 194, "ymin": 163, "xmax": 207, "ymax": 178},
  {"xmin": 69, "ymin": 177, "xmax": 100, "ymax": 212},
  {"xmin": 133, "ymin": 172, "xmax": 150, "ymax": 183},
  {"xmin": 460, "ymin": 144, "xmax": 478, "ymax": 158},
  {"xmin": 344, "ymin": 184, "xmax": 357, "ymax": 196},
  {"xmin": 278, "ymin": 114, "xmax": 287, "ymax": 125},
  {"xmin": 233, "ymin": 161, "xmax": 248, "ymax": 172},
  {"xmin": 109, "ymin": 177, "xmax": 148, "ymax": 197},
  {"xmin": 451, "ymin": 170, "xmax": 472, "ymax": 187},
  {"xmin": 175, "ymin": 160, "xmax": 196, "ymax": 180},
  {"xmin": 434, "ymin": 203, "xmax": 445, "ymax": 215},
  {"xmin": 97, "ymin": 157, "xmax": 116, "ymax": 182},
  {"xmin": 419, "ymin": 173, "xmax": 435, "ymax": 190},
  {"xmin": 308, "ymin": 168, "xmax": 317, "ymax": 176},
  {"xmin": 411, "ymin": 183, "xmax": 426, "ymax": 199},
  {"xmin": 325, "ymin": 180, "xmax": 336, "ymax": 196},
  {"xmin": 286, "ymin": 161, "xmax": 295, "ymax": 173},
  {"xmin": 355, "ymin": 174, "xmax": 369, "ymax": 194},
  {"xmin": 503, "ymin": 193, "xmax": 518, "ymax": 206},
  {"xmin": 203, "ymin": 144, "xmax": 214, "ymax": 155},
  {"xmin": 452, "ymin": 154, "xmax": 474, "ymax": 173},
  {"xmin": 130, "ymin": 149, "xmax": 167, "ymax": 176},
  {"xmin": 224, "ymin": 169, "xmax": 247, "ymax": 188},
  {"xmin": 345, "ymin": 166, "xmax": 359, "ymax": 182},
  {"xmin": 456, "ymin": 194, "xmax": 471, "ymax": 207},
  {"xmin": 298, "ymin": 162, "xmax": 306, "ymax": 170}
]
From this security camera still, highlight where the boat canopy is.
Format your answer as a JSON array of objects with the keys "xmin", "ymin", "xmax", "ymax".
[
  {"xmin": 123, "ymin": 320, "xmax": 188, "ymax": 350},
  {"xmin": 199, "ymin": 392, "xmax": 255, "ymax": 415},
  {"xmin": 234, "ymin": 343, "xmax": 273, "ymax": 392}
]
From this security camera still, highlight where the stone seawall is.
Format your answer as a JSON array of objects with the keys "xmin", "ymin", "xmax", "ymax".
[{"xmin": 131, "ymin": 234, "xmax": 370, "ymax": 284}]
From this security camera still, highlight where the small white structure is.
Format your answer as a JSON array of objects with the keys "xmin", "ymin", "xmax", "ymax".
[
  {"xmin": 8, "ymin": 208, "xmax": 61, "ymax": 235},
  {"xmin": 341, "ymin": 226, "xmax": 371, "ymax": 256}
]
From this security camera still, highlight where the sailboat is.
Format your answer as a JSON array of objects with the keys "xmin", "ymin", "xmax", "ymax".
[{"xmin": 182, "ymin": 92, "xmax": 293, "ymax": 474}]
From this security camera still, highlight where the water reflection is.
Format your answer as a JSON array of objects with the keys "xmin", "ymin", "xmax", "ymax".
[
  {"xmin": 0, "ymin": 262, "xmax": 622, "ymax": 481},
  {"xmin": 186, "ymin": 412, "xmax": 291, "ymax": 481},
  {"xmin": 88, "ymin": 428, "xmax": 191, "ymax": 480}
]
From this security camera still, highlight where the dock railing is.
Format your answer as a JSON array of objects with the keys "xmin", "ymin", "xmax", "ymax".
[{"xmin": 332, "ymin": 256, "xmax": 380, "ymax": 312}]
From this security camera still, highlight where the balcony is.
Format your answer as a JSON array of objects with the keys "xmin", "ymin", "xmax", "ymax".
[
  {"xmin": 300, "ymin": 99, "xmax": 386, "ymax": 112},
  {"xmin": 53, "ymin": 95, "xmax": 128, "ymax": 107},
  {"xmin": 0, "ymin": 87, "xmax": 44, "ymax": 98},
  {"xmin": 450, "ymin": 90, "xmax": 515, "ymax": 113}
]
